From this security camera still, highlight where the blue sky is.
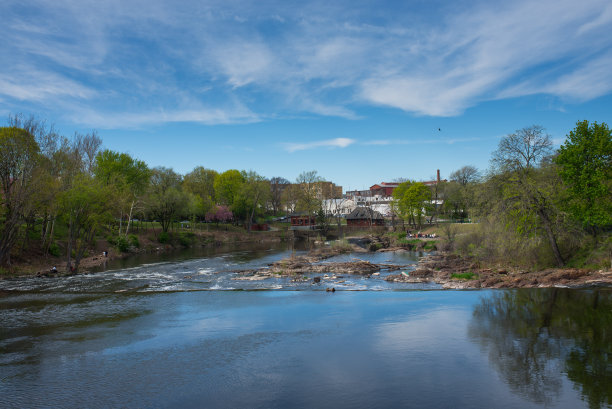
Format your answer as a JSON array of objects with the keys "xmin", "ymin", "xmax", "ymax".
[{"xmin": 1, "ymin": 0, "xmax": 611, "ymax": 191}]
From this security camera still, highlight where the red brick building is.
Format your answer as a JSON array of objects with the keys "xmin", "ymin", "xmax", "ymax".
[{"xmin": 369, "ymin": 182, "xmax": 400, "ymax": 197}]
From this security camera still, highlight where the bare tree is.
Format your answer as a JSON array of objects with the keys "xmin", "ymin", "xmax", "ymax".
[
  {"xmin": 449, "ymin": 165, "xmax": 480, "ymax": 186},
  {"xmin": 73, "ymin": 131, "xmax": 102, "ymax": 174},
  {"xmin": 269, "ymin": 176, "xmax": 290, "ymax": 215},
  {"xmin": 492, "ymin": 126, "xmax": 552, "ymax": 172}
]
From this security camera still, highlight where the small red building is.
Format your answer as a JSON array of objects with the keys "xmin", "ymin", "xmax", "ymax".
[
  {"xmin": 346, "ymin": 207, "xmax": 385, "ymax": 227},
  {"xmin": 290, "ymin": 213, "xmax": 316, "ymax": 229}
]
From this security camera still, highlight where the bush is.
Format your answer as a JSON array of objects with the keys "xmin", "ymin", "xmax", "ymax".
[
  {"xmin": 178, "ymin": 232, "xmax": 195, "ymax": 247},
  {"xmin": 48, "ymin": 242, "xmax": 61, "ymax": 257},
  {"xmin": 451, "ymin": 272, "xmax": 477, "ymax": 280},
  {"xmin": 128, "ymin": 234, "xmax": 140, "ymax": 248},
  {"xmin": 158, "ymin": 231, "xmax": 170, "ymax": 244},
  {"xmin": 331, "ymin": 239, "xmax": 352, "ymax": 252},
  {"xmin": 116, "ymin": 236, "xmax": 129, "ymax": 252},
  {"xmin": 423, "ymin": 241, "xmax": 438, "ymax": 251},
  {"xmin": 369, "ymin": 242, "xmax": 383, "ymax": 251}
]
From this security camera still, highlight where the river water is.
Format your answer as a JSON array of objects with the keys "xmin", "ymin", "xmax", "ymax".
[{"xmin": 1, "ymin": 245, "xmax": 610, "ymax": 408}]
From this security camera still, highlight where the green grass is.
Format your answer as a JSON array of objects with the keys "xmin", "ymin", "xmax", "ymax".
[
  {"xmin": 451, "ymin": 272, "xmax": 478, "ymax": 280},
  {"xmin": 423, "ymin": 241, "xmax": 438, "ymax": 251}
]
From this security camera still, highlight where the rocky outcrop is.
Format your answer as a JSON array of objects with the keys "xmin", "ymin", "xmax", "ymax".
[{"xmin": 411, "ymin": 252, "xmax": 612, "ymax": 289}]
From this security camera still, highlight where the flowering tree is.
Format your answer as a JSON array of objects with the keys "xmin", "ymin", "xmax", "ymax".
[{"xmin": 205, "ymin": 205, "xmax": 233, "ymax": 224}]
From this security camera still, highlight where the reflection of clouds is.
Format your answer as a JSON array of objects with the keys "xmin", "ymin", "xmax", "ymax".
[{"xmin": 375, "ymin": 308, "xmax": 471, "ymax": 355}]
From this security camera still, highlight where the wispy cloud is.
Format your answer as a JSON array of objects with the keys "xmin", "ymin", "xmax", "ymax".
[
  {"xmin": 284, "ymin": 137, "xmax": 355, "ymax": 152},
  {"xmin": 363, "ymin": 137, "xmax": 483, "ymax": 146},
  {"xmin": 0, "ymin": 0, "xmax": 610, "ymax": 125}
]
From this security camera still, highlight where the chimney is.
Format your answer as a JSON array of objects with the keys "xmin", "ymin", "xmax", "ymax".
[{"xmin": 437, "ymin": 169, "xmax": 440, "ymax": 183}]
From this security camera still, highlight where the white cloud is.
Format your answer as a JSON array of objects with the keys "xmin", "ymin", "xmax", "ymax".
[
  {"xmin": 1, "ymin": 0, "xmax": 611, "ymax": 125},
  {"xmin": 284, "ymin": 137, "xmax": 355, "ymax": 152},
  {"xmin": 67, "ymin": 104, "xmax": 260, "ymax": 129},
  {"xmin": 0, "ymin": 71, "xmax": 96, "ymax": 102}
]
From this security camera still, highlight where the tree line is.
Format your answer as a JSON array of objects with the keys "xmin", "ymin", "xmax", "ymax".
[
  {"xmin": 1, "ymin": 114, "xmax": 610, "ymax": 271},
  {"xmin": 0, "ymin": 114, "xmax": 338, "ymax": 272},
  {"xmin": 421, "ymin": 121, "xmax": 610, "ymax": 269}
]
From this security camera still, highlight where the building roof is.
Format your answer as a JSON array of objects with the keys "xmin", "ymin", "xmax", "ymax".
[{"xmin": 346, "ymin": 207, "xmax": 384, "ymax": 220}]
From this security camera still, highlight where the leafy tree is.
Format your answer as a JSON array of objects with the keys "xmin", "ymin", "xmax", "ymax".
[
  {"xmin": 146, "ymin": 167, "xmax": 189, "ymax": 233},
  {"xmin": 234, "ymin": 171, "xmax": 270, "ymax": 231},
  {"xmin": 94, "ymin": 150, "xmax": 150, "ymax": 236},
  {"xmin": 295, "ymin": 170, "xmax": 323, "ymax": 216},
  {"xmin": 59, "ymin": 174, "xmax": 113, "ymax": 272},
  {"xmin": 393, "ymin": 181, "xmax": 431, "ymax": 229},
  {"xmin": 490, "ymin": 126, "xmax": 565, "ymax": 266},
  {"xmin": 183, "ymin": 166, "xmax": 217, "ymax": 210},
  {"xmin": 555, "ymin": 120, "xmax": 612, "ymax": 235},
  {"xmin": 0, "ymin": 127, "xmax": 40, "ymax": 266},
  {"xmin": 213, "ymin": 169, "xmax": 245, "ymax": 208}
]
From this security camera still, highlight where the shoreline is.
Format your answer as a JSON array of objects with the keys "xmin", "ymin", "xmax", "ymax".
[
  {"xmin": 3, "ymin": 229, "xmax": 288, "ymax": 279},
  {"xmin": 4, "ymin": 233, "xmax": 611, "ymax": 289},
  {"xmin": 385, "ymin": 252, "xmax": 612, "ymax": 289}
]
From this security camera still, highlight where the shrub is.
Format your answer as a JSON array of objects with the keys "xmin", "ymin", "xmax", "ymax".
[
  {"xmin": 48, "ymin": 242, "xmax": 61, "ymax": 257},
  {"xmin": 423, "ymin": 241, "xmax": 438, "ymax": 251},
  {"xmin": 331, "ymin": 239, "xmax": 352, "ymax": 252},
  {"xmin": 116, "ymin": 236, "xmax": 129, "ymax": 252},
  {"xmin": 158, "ymin": 232, "xmax": 170, "ymax": 244},
  {"xmin": 128, "ymin": 234, "xmax": 140, "ymax": 248},
  {"xmin": 178, "ymin": 232, "xmax": 195, "ymax": 247},
  {"xmin": 451, "ymin": 272, "xmax": 477, "ymax": 280},
  {"xmin": 369, "ymin": 242, "xmax": 383, "ymax": 251}
]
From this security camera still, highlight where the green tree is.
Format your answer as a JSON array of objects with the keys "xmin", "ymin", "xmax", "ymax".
[
  {"xmin": 146, "ymin": 167, "xmax": 189, "ymax": 233},
  {"xmin": 491, "ymin": 126, "xmax": 565, "ymax": 267},
  {"xmin": 59, "ymin": 174, "xmax": 113, "ymax": 272},
  {"xmin": 393, "ymin": 181, "xmax": 431, "ymax": 229},
  {"xmin": 233, "ymin": 171, "xmax": 270, "ymax": 231},
  {"xmin": 213, "ymin": 169, "xmax": 245, "ymax": 208},
  {"xmin": 0, "ymin": 127, "xmax": 40, "ymax": 266},
  {"xmin": 555, "ymin": 120, "xmax": 612, "ymax": 236},
  {"xmin": 94, "ymin": 150, "xmax": 150, "ymax": 236},
  {"xmin": 295, "ymin": 170, "xmax": 323, "ymax": 216},
  {"xmin": 183, "ymin": 166, "xmax": 217, "ymax": 204}
]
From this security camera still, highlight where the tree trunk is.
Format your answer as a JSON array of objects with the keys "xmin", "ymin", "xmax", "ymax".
[
  {"xmin": 66, "ymin": 216, "xmax": 73, "ymax": 272},
  {"xmin": 44, "ymin": 216, "xmax": 56, "ymax": 257},
  {"xmin": 125, "ymin": 199, "xmax": 136, "ymax": 236},
  {"xmin": 537, "ymin": 207, "xmax": 564, "ymax": 267}
]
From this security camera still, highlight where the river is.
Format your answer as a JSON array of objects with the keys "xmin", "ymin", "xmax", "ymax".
[{"xmin": 1, "ymin": 245, "xmax": 610, "ymax": 408}]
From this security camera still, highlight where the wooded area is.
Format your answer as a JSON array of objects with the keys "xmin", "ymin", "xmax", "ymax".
[{"xmin": 1, "ymin": 114, "xmax": 610, "ymax": 272}]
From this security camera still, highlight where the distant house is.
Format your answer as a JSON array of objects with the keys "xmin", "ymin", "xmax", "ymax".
[
  {"xmin": 290, "ymin": 213, "xmax": 316, "ymax": 230},
  {"xmin": 346, "ymin": 207, "xmax": 385, "ymax": 227}
]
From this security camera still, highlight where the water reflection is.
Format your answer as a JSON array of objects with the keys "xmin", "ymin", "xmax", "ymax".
[{"xmin": 469, "ymin": 289, "xmax": 612, "ymax": 409}]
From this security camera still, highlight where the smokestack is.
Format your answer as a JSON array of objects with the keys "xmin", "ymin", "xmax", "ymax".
[{"xmin": 437, "ymin": 169, "xmax": 440, "ymax": 183}]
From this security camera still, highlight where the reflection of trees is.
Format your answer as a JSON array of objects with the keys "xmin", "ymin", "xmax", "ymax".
[{"xmin": 469, "ymin": 289, "xmax": 612, "ymax": 409}]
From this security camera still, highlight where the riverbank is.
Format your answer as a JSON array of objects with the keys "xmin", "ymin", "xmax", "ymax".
[
  {"xmin": 386, "ymin": 252, "xmax": 612, "ymax": 288},
  {"xmin": 3, "ymin": 229, "xmax": 288, "ymax": 279},
  {"xmin": 6, "ymin": 232, "xmax": 610, "ymax": 289}
]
